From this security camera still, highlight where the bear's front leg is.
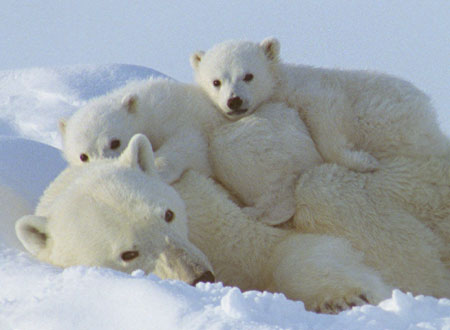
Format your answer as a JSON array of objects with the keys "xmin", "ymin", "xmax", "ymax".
[
  {"xmin": 306, "ymin": 91, "xmax": 379, "ymax": 173},
  {"xmin": 268, "ymin": 234, "xmax": 391, "ymax": 314},
  {"xmin": 155, "ymin": 128, "xmax": 212, "ymax": 184}
]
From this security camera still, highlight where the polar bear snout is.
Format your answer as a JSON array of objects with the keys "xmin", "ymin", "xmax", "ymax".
[
  {"xmin": 226, "ymin": 96, "xmax": 249, "ymax": 116},
  {"xmin": 227, "ymin": 96, "xmax": 243, "ymax": 111}
]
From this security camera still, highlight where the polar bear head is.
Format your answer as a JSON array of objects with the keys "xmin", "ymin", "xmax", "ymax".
[
  {"xmin": 191, "ymin": 37, "xmax": 280, "ymax": 120},
  {"xmin": 16, "ymin": 134, "xmax": 214, "ymax": 285},
  {"xmin": 59, "ymin": 86, "xmax": 143, "ymax": 165}
]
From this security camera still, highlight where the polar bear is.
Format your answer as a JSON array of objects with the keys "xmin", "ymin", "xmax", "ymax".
[
  {"xmin": 209, "ymin": 102, "xmax": 322, "ymax": 224},
  {"xmin": 16, "ymin": 134, "xmax": 393, "ymax": 314},
  {"xmin": 16, "ymin": 135, "xmax": 450, "ymax": 313},
  {"xmin": 293, "ymin": 156, "xmax": 450, "ymax": 292},
  {"xmin": 191, "ymin": 38, "xmax": 450, "ymax": 173},
  {"xmin": 59, "ymin": 78, "xmax": 224, "ymax": 183},
  {"xmin": 60, "ymin": 78, "xmax": 322, "ymax": 225}
]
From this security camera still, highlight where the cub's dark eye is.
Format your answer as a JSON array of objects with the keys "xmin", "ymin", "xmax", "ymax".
[
  {"xmin": 121, "ymin": 250, "xmax": 139, "ymax": 262},
  {"xmin": 164, "ymin": 209, "xmax": 175, "ymax": 223},
  {"xmin": 80, "ymin": 153, "xmax": 89, "ymax": 162},
  {"xmin": 110, "ymin": 139, "xmax": 121, "ymax": 150},
  {"xmin": 213, "ymin": 80, "xmax": 221, "ymax": 87},
  {"xmin": 243, "ymin": 73, "xmax": 254, "ymax": 82}
]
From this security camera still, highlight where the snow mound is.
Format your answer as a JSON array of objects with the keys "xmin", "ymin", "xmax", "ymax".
[
  {"xmin": 1, "ymin": 247, "xmax": 449, "ymax": 330},
  {"xmin": 0, "ymin": 64, "xmax": 166, "ymax": 147}
]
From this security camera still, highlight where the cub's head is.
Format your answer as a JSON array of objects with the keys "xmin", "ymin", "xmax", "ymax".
[
  {"xmin": 16, "ymin": 134, "xmax": 214, "ymax": 285},
  {"xmin": 60, "ymin": 91, "xmax": 141, "ymax": 165},
  {"xmin": 191, "ymin": 37, "xmax": 280, "ymax": 120}
]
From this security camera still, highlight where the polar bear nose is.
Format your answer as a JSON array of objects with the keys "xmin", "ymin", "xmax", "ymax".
[
  {"xmin": 192, "ymin": 271, "xmax": 215, "ymax": 286},
  {"xmin": 227, "ymin": 96, "xmax": 243, "ymax": 110}
]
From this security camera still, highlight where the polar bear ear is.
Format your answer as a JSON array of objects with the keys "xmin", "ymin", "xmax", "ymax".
[
  {"xmin": 119, "ymin": 134, "xmax": 157, "ymax": 176},
  {"xmin": 16, "ymin": 215, "xmax": 48, "ymax": 256},
  {"xmin": 190, "ymin": 51, "xmax": 205, "ymax": 70},
  {"xmin": 121, "ymin": 94, "xmax": 138, "ymax": 114},
  {"xmin": 260, "ymin": 37, "xmax": 280, "ymax": 62},
  {"xmin": 58, "ymin": 119, "xmax": 67, "ymax": 138}
]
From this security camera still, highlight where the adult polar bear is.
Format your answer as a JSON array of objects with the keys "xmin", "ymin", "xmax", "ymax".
[
  {"xmin": 190, "ymin": 37, "xmax": 450, "ymax": 173},
  {"xmin": 16, "ymin": 135, "xmax": 390, "ymax": 314},
  {"xmin": 16, "ymin": 135, "xmax": 450, "ymax": 314}
]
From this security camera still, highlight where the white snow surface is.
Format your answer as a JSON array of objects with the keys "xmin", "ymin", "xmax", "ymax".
[{"xmin": 0, "ymin": 64, "xmax": 449, "ymax": 330}]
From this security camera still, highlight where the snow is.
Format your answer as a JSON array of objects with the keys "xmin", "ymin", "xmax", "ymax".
[{"xmin": 0, "ymin": 64, "xmax": 449, "ymax": 330}]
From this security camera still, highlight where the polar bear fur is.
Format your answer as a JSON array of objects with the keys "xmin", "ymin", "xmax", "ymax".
[
  {"xmin": 209, "ymin": 102, "xmax": 322, "ymax": 224},
  {"xmin": 294, "ymin": 157, "xmax": 450, "ymax": 297},
  {"xmin": 16, "ymin": 135, "xmax": 450, "ymax": 313},
  {"xmin": 191, "ymin": 38, "xmax": 450, "ymax": 173},
  {"xmin": 16, "ymin": 134, "xmax": 394, "ymax": 314},
  {"xmin": 59, "ymin": 78, "xmax": 224, "ymax": 183},
  {"xmin": 17, "ymin": 135, "xmax": 214, "ymax": 284},
  {"xmin": 60, "ymin": 78, "xmax": 323, "ymax": 225}
]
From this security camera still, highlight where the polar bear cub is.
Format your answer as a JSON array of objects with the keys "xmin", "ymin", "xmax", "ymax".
[
  {"xmin": 210, "ymin": 102, "xmax": 322, "ymax": 224},
  {"xmin": 191, "ymin": 38, "xmax": 450, "ymax": 173},
  {"xmin": 61, "ymin": 78, "xmax": 322, "ymax": 225},
  {"xmin": 59, "ymin": 78, "xmax": 225, "ymax": 184}
]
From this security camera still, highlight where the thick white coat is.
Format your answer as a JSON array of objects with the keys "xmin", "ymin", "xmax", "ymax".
[
  {"xmin": 60, "ymin": 78, "xmax": 225, "ymax": 183},
  {"xmin": 61, "ymin": 78, "xmax": 323, "ymax": 224},
  {"xmin": 210, "ymin": 102, "xmax": 322, "ymax": 224},
  {"xmin": 191, "ymin": 38, "xmax": 450, "ymax": 172},
  {"xmin": 16, "ymin": 135, "xmax": 449, "ymax": 313},
  {"xmin": 15, "ymin": 135, "xmax": 392, "ymax": 314}
]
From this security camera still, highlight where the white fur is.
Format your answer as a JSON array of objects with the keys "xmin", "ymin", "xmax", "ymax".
[
  {"xmin": 191, "ymin": 38, "xmax": 450, "ymax": 172},
  {"xmin": 16, "ymin": 135, "xmax": 392, "ymax": 314},
  {"xmin": 61, "ymin": 78, "xmax": 322, "ymax": 225},
  {"xmin": 16, "ymin": 135, "xmax": 449, "ymax": 313},
  {"xmin": 210, "ymin": 102, "xmax": 322, "ymax": 224},
  {"xmin": 294, "ymin": 156, "xmax": 450, "ymax": 297},
  {"xmin": 60, "ymin": 78, "xmax": 225, "ymax": 183}
]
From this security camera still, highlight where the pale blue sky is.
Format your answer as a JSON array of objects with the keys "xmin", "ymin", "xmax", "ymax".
[{"xmin": 1, "ymin": 1, "xmax": 449, "ymax": 128}]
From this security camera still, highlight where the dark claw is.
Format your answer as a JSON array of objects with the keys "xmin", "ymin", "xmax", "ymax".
[{"xmin": 359, "ymin": 294, "xmax": 370, "ymax": 304}]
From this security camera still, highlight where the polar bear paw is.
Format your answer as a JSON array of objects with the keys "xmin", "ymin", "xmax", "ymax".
[
  {"xmin": 311, "ymin": 292, "xmax": 372, "ymax": 314},
  {"xmin": 340, "ymin": 149, "xmax": 379, "ymax": 173}
]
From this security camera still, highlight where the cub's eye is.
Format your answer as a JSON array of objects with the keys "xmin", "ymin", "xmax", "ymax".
[
  {"xmin": 80, "ymin": 153, "xmax": 89, "ymax": 162},
  {"xmin": 164, "ymin": 209, "xmax": 175, "ymax": 223},
  {"xmin": 121, "ymin": 250, "xmax": 139, "ymax": 262},
  {"xmin": 243, "ymin": 73, "xmax": 254, "ymax": 82},
  {"xmin": 213, "ymin": 80, "xmax": 221, "ymax": 87},
  {"xmin": 110, "ymin": 139, "xmax": 121, "ymax": 150}
]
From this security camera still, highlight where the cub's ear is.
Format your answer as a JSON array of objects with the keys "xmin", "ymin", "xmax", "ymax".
[
  {"xmin": 260, "ymin": 37, "xmax": 280, "ymax": 62},
  {"xmin": 16, "ymin": 215, "xmax": 48, "ymax": 256},
  {"xmin": 121, "ymin": 94, "xmax": 138, "ymax": 114},
  {"xmin": 119, "ymin": 134, "xmax": 157, "ymax": 176},
  {"xmin": 190, "ymin": 51, "xmax": 205, "ymax": 70},
  {"xmin": 58, "ymin": 119, "xmax": 67, "ymax": 137}
]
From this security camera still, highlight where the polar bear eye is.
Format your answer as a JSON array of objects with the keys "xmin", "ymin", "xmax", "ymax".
[
  {"xmin": 110, "ymin": 139, "xmax": 121, "ymax": 150},
  {"xmin": 243, "ymin": 73, "xmax": 254, "ymax": 82},
  {"xmin": 80, "ymin": 153, "xmax": 89, "ymax": 162},
  {"xmin": 121, "ymin": 250, "xmax": 139, "ymax": 261},
  {"xmin": 164, "ymin": 209, "xmax": 175, "ymax": 223},
  {"xmin": 213, "ymin": 80, "xmax": 221, "ymax": 88}
]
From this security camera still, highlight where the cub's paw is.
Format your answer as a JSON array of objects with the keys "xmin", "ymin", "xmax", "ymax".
[
  {"xmin": 311, "ymin": 292, "xmax": 372, "ymax": 314},
  {"xmin": 341, "ymin": 149, "xmax": 379, "ymax": 173}
]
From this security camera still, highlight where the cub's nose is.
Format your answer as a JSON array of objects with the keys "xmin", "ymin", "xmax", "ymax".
[
  {"xmin": 227, "ymin": 96, "xmax": 243, "ymax": 110},
  {"xmin": 192, "ymin": 271, "xmax": 215, "ymax": 286}
]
